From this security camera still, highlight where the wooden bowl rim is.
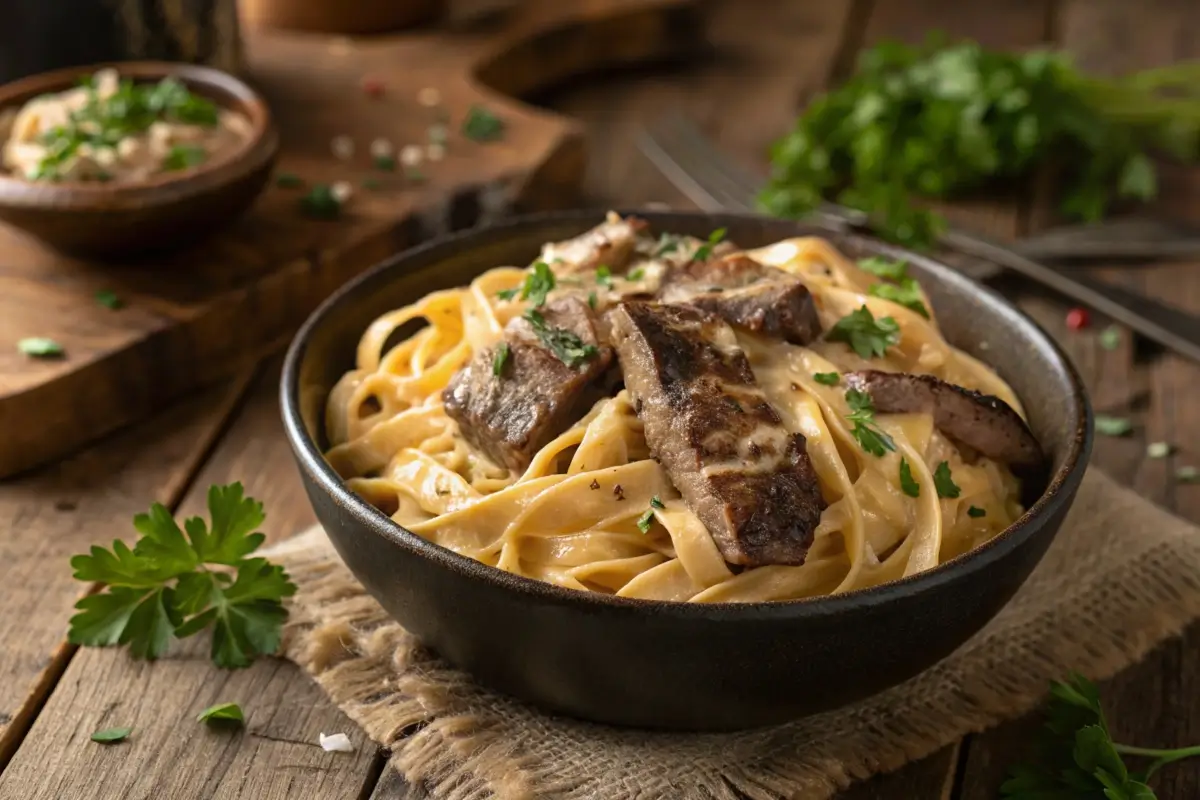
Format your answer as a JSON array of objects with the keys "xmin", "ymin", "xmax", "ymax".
[
  {"xmin": 280, "ymin": 208, "xmax": 1095, "ymax": 619},
  {"xmin": 0, "ymin": 60, "xmax": 278, "ymax": 210}
]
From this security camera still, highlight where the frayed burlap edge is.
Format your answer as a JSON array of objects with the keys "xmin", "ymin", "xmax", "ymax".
[{"xmin": 269, "ymin": 469, "xmax": 1200, "ymax": 800}]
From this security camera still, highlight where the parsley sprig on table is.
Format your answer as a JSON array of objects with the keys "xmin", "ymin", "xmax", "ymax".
[
  {"xmin": 760, "ymin": 35, "xmax": 1200, "ymax": 249},
  {"xmin": 68, "ymin": 483, "xmax": 295, "ymax": 669},
  {"xmin": 1003, "ymin": 673, "xmax": 1200, "ymax": 799}
]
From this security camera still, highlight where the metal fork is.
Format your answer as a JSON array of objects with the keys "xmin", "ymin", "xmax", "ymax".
[{"xmin": 637, "ymin": 113, "xmax": 1200, "ymax": 365}]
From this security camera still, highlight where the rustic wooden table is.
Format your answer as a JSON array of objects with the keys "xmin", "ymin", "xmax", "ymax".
[{"xmin": 2, "ymin": 0, "xmax": 1199, "ymax": 797}]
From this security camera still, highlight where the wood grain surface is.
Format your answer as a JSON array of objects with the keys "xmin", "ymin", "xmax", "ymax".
[
  {"xmin": 0, "ymin": 0, "xmax": 700, "ymax": 481},
  {"xmin": 2, "ymin": 0, "xmax": 1200, "ymax": 798}
]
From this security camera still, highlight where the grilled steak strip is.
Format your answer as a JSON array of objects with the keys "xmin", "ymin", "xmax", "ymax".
[
  {"xmin": 610, "ymin": 301, "xmax": 826, "ymax": 567},
  {"xmin": 539, "ymin": 213, "xmax": 649, "ymax": 275},
  {"xmin": 443, "ymin": 297, "xmax": 613, "ymax": 472},
  {"xmin": 842, "ymin": 370, "xmax": 1044, "ymax": 469},
  {"xmin": 658, "ymin": 254, "xmax": 822, "ymax": 345}
]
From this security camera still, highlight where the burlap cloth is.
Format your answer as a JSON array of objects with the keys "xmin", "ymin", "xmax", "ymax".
[{"xmin": 267, "ymin": 468, "xmax": 1200, "ymax": 799}]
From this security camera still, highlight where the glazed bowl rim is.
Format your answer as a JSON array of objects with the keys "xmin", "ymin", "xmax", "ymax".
[
  {"xmin": 0, "ymin": 60, "xmax": 277, "ymax": 206},
  {"xmin": 280, "ymin": 208, "xmax": 1093, "ymax": 621}
]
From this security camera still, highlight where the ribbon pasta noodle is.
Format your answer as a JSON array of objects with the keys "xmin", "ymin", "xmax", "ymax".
[{"xmin": 324, "ymin": 225, "xmax": 1027, "ymax": 603}]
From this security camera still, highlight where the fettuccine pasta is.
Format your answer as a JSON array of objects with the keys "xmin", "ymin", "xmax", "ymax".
[{"xmin": 324, "ymin": 218, "xmax": 1030, "ymax": 603}]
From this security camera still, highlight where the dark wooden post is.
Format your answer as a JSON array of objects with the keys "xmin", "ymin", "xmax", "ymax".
[{"xmin": 0, "ymin": 0, "xmax": 241, "ymax": 85}]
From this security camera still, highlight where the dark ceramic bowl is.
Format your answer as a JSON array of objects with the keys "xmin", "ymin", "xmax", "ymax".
[
  {"xmin": 0, "ymin": 61, "xmax": 278, "ymax": 258},
  {"xmin": 281, "ymin": 209, "xmax": 1092, "ymax": 732}
]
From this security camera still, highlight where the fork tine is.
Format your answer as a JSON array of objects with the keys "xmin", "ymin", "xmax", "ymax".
[
  {"xmin": 638, "ymin": 114, "xmax": 763, "ymax": 212},
  {"xmin": 659, "ymin": 114, "xmax": 767, "ymax": 203}
]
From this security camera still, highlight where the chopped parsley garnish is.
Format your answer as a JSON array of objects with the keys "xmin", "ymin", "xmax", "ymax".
[
  {"xmin": 868, "ymin": 277, "xmax": 930, "ymax": 318},
  {"xmin": 899, "ymin": 458, "xmax": 920, "ymax": 497},
  {"xmin": 462, "ymin": 104, "xmax": 505, "ymax": 142},
  {"xmin": 198, "ymin": 702, "xmax": 244, "ymax": 725},
  {"xmin": 857, "ymin": 256, "xmax": 909, "ymax": 281},
  {"xmin": 587, "ymin": 291, "xmax": 597, "ymax": 309},
  {"xmin": 95, "ymin": 290, "xmax": 122, "ymax": 309},
  {"xmin": 968, "ymin": 505, "xmax": 987, "ymax": 518},
  {"xmin": 492, "ymin": 342, "xmax": 510, "ymax": 376},
  {"xmin": 627, "ymin": 267, "xmax": 646, "ymax": 281},
  {"xmin": 373, "ymin": 154, "xmax": 397, "ymax": 171},
  {"xmin": 162, "ymin": 144, "xmax": 207, "ymax": 171},
  {"xmin": 1095, "ymin": 415, "xmax": 1133, "ymax": 437},
  {"xmin": 18, "ymin": 337, "xmax": 64, "ymax": 358},
  {"xmin": 1098, "ymin": 325, "xmax": 1121, "ymax": 351},
  {"xmin": 67, "ymin": 483, "xmax": 296, "ymax": 668},
  {"xmin": 637, "ymin": 496, "xmax": 666, "ymax": 533},
  {"xmin": 595, "ymin": 265, "xmax": 613, "ymax": 288},
  {"xmin": 933, "ymin": 461, "xmax": 961, "ymax": 498},
  {"xmin": 692, "ymin": 227, "xmax": 727, "ymax": 261},
  {"xmin": 653, "ymin": 233, "xmax": 680, "ymax": 257},
  {"xmin": 813, "ymin": 371, "xmax": 840, "ymax": 386},
  {"xmin": 499, "ymin": 261, "xmax": 555, "ymax": 306},
  {"xmin": 274, "ymin": 172, "xmax": 303, "ymax": 188},
  {"xmin": 827, "ymin": 305, "xmax": 901, "ymax": 359},
  {"xmin": 300, "ymin": 184, "xmax": 341, "ymax": 219},
  {"xmin": 845, "ymin": 389, "xmax": 896, "ymax": 457},
  {"xmin": 91, "ymin": 726, "xmax": 132, "ymax": 744},
  {"xmin": 523, "ymin": 310, "xmax": 597, "ymax": 368},
  {"xmin": 30, "ymin": 75, "xmax": 219, "ymax": 181}
]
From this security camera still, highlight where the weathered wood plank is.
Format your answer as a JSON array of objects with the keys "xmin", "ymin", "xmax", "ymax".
[
  {"xmin": 957, "ymin": 2, "xmax": 1200, "ymax": 797},
  {"xmin": 0, "ymin": 359, "xmax": 380, "ymax": 800},
  {"xmin": 0, "ymin": 371, "xmax": 252, "ymax": 772}
]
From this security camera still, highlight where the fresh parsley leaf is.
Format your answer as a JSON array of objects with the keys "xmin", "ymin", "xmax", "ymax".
[
  {"xmin": 933, "ymin": 461, "xmax": 961, "ymax": 498},
  {"xmin": 968, "ymin": 505, "xmax": 986, "ymax": 518},
  {"xmin": 857, "ymin": 256, "xmax": 909, "ymax": 280},
  {"xmin": 627, "ymin": 267, "xmax": 646, "ymax": 281},
  {"xmin": 692, "ymin": 227, "xmax": 727, "ymax": 261},
  {"xmin": 95, "ymin": 290, "xmax": 123, "ymax": 310},
  {"xmin": 653, "ymin": 233, "xmax": 680, "ymax": 257},
  {"xmin": 868, "ymin": 277, "xmax": 930, "ymax": 318},
  {"xmin": 373, "ymin": 154, "xmax": 397, "ymax": 172},
  {"xmin": 827, "ymin": 305, "xmax": 901, "ymax": 359},
  {"xmin": 1098, "ymin": 325, "xmax": 1121, "ymax": 351},
  {"xmin": 496, "ymin": 287, "xmax": 519, "ymax": 301},
  {"xmin": 198, "ymin": 702, "xmax": 244, "ymax": 725},
  {"xmin": 300, "ymin": 184, "xmax": 340, "ymax": 219},
  {"xmin": 275, "ymin": 172, "xmax": 303, "ymax": 188},
  {"xmin": 91, "ymin": 726, "xmax": 132, "ymax": 744},
  {"xmin": 462, "ymin": 105, "xmax": 505, "ymax": 142},
  {"xmin": 636, "ymin": 496, "xmax": 668, "ymax": 534},
  {"xmin": 845, "ymin": 389, "xmax": 896, "ymax": 457},
  {"xmin": 523, "ymin": 310, "xmax": 597, "ymax": 368},
  {"xmin": 899, "ymin": 458, "xmax": 920, "ymax": 497},
  {"xmin": 587, "ymin": 291, "xmax": 597, "ymax": 309},
  {"xmin": 492, "ymin": 342, "xmax": 510, "ymax": 376},
  {"xmin": 162, "ymin": 144, "xmax": 207, "ymax": 171},
  {"xmin": 520, "ymin": 262, "xmax": 556, "ymax": 306},
  {"xmin": 67, "ymin": 483, "xmax": 296, "ymax": 669},
  {"xmin": 813, "ymin": 371, "xmax": 840, "ymax": 386},
  {"xmin": 18, "ymin": 337, "xmax": 64, "ymax": 358},
  {"xmin": 595, "ymin": 265, "xmax": 613, "ymax": 288},
  {"xmin": 1095, "ymin": 415, "xmax": 1133, "ymax": 437}
]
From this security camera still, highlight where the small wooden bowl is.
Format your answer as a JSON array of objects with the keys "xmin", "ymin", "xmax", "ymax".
[{"xmin": 0, "ymin": 61, "xmax": 279, "ymax": 259}]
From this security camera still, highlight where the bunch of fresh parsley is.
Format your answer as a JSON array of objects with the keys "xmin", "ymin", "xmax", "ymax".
[
  {"xmin": 760, "ymin": 35, "xmax": 1200, "ymax": 249},
  {"xmin": 1004, "ymin": 673, "xmax": 1200, "ymax": 798},
  {"xmin": 68, "ymin": 483, "xmax": 295, "ymax": 669}
]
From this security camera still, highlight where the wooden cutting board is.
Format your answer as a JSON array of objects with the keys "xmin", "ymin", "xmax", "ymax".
[{"xmin": 0, "ymin": 0, "xmax": 700, "ymax": 479}]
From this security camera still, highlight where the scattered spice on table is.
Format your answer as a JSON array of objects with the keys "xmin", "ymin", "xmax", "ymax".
[
  {"xmin": 428, "ymin": 123, "xmax": 449, "ymax": 145},
  {"xmin": 361, "ymin": 76, "xmax": 385, "ymax": 98},
  {"xmin": 1098, "ymin": 324, "xmax": 1121, "ymax": 350},
  {"xmin": 1176, "ymin": 465, "xmax": 1200, "ymax": 483},
  {"xmin": 331, "ymin": 135, "xmax": 354, "ymax": 161},
  {"xmin": 463, "ymin": 104, "xmax": 505, "ymax": 142},
  {"xmin": 417, "ymin": 87, "xmax": 442, "ymax": 108},
  {"xmin": 426, "ymin": 142, "xmax": 446, "ymax": 162},
  {"xmin": 362, "ymin": 178, "xmax": 383, "ymax": 191},
  {"xmin": 275, "ymin": 172, "xmax": 303, "ymax": 188},
  {"xmin": 1094, "ymin": 415, "xmax": 1133, "ymax": 437},
  {"xmin": 1147, "ymin": 441, "xmax": 1172, "ymax": 459},
  {"xmin": 1065, "ymin": 307, "xmax": 1090, "ymax": 331},
  {"xmin": 319, "ymin": 732, "xmax": 355, "ymax": 753},
  {"xmin": 94, "ymin": 290, "xmax": 122, "ymax": 310},
  {"xmin": 18, "ymin": 337, "xmax": 64, "ymax": 358}
]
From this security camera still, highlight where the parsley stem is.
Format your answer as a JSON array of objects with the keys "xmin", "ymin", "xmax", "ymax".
[{"xmin": 1113, "ymin": 743, "xmax": 1200, "ymax": 778}]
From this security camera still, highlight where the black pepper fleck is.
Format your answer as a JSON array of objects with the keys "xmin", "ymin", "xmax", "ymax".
[
  {"xmin": 589, "ymin": 479, "xmax": 600, "ymax": 490},
  {"xmin": 55, "ymin": 499, "xmax": 77, "ymax": 512},
  {"xmin": 613, "ymin": 484, "xmax": 625, "ymax": 501}
]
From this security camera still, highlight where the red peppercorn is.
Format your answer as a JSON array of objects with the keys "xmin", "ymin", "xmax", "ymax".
[
  {"xmin": 1065, "ymin": 307, "xmax": 1090, "ymax": 330},
  {"xmin": 361, "ymin": 76, "xmax": 385, "ymax": 98}
]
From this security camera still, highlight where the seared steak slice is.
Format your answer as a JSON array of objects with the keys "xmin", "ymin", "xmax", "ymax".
[
  {"xmin": 659, "ymin": 254, "xmax": 821, "ymax": 345},
  {"xmin": 610, "ymin": 301, "xmax": 826, "ymax": 567},
  {"xmin": 842, "ymin": 370, "xmax": 1044, "ymax": 469},
  {"xmin": 540, "ymin": 213, "xmax": 649, "ymax": 274},
  {"xmin": 443, "ymin": 297, "xmax": 613, "ymax": 471}
]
